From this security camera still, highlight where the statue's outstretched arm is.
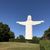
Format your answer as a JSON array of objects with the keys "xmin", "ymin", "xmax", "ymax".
[
  {"xmin": 16, "ymin": 21, "xmax": 26, "ymax": 25},
  {"xmin": 32, "ymin": 20, "xmax": 44, "ymax": 25}
]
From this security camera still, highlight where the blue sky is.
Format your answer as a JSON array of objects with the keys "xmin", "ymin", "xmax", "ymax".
[{"xmin": 0, "ymin": 0, "xmax": 50, "ymax": 38}]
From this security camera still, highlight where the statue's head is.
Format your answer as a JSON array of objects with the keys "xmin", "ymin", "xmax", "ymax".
[{"xmin": 27, "ymin": 15, "xmax": 32, "ymax": 21}]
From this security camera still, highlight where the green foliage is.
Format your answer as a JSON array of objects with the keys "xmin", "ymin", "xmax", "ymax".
[
  {"xmin": 16, "ymin": 35, "xmax": 25, "ymax": 42},
  {"xmin": 0, "ymin": 22, "xmax": 15, "ymax": 41},
  {"xmin": 40, "ymin": 44, "xmax": 45, "ymax": 50},
  {"xmin": 43, "ymin": 27, "xmax": 50, "ymax": 40},
  {"xmin": 32, "ymin": 36, "xmax": 40, "ymax": 43},
  {"xmin": 40, "ymin": 40, "xmax": 50, "ymax": 50},
  {"xmin": 15, "ymin": 36, "xmax": 40, "ymax": 43},
  {"xmin": 8, "ymin": 31, "xmax": 15, "ymax": 39}
]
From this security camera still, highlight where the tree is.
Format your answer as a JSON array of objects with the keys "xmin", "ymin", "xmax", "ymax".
[
  {"xmin": 0, "ymin": 22, "xmax": 15, "ymax": 41},
  {"xmin": 16, "ymin": 35, "xmax": 25, "ymax": 42},
  {"xmin": 8, "ymin": 31, "xmax": 15, "ymax": 39},
  {"xmin": 8, "ymin": 31, "xmax": 15, "ymax": 41},
  {"xmin": 32, "ymin": 36, "xmax": 40, "ymax": 43},
  {"xmin": 43, "ymin": 27, "xmax": 50, "ymax": 40}
]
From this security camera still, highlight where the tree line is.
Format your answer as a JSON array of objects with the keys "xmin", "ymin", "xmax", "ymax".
[{"xmin": 0, "ymin": 22, "xmax": 50, "ymax": 43}]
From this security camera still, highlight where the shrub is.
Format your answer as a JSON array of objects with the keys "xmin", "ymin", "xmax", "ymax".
[{"xmin": 40, "ymin": 40, "xmax": 50, "ymax": 50}]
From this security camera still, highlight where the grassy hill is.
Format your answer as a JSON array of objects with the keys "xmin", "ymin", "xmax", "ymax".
[{"xmin": 0, "ymin": 42, "xmax": 40, "ymax": 50}]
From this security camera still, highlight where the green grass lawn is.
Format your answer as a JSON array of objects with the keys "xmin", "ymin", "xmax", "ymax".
[{"xmin": 0, "ymin": 42, "xmax": 40, "ymax": 50}]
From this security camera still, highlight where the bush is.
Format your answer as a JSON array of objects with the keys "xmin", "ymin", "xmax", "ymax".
[
  {"xmin": 40, "ymin": 40, "xmax": 50, "ymax": 50},
  {"xmin": 40, "ymin": 44, "xmax": 45, "ymax": 50}
]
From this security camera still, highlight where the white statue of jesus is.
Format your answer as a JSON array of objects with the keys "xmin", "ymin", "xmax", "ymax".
[{"xmin": 16, "ymin": 15, "xmax": 44, "ymax": 40}]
